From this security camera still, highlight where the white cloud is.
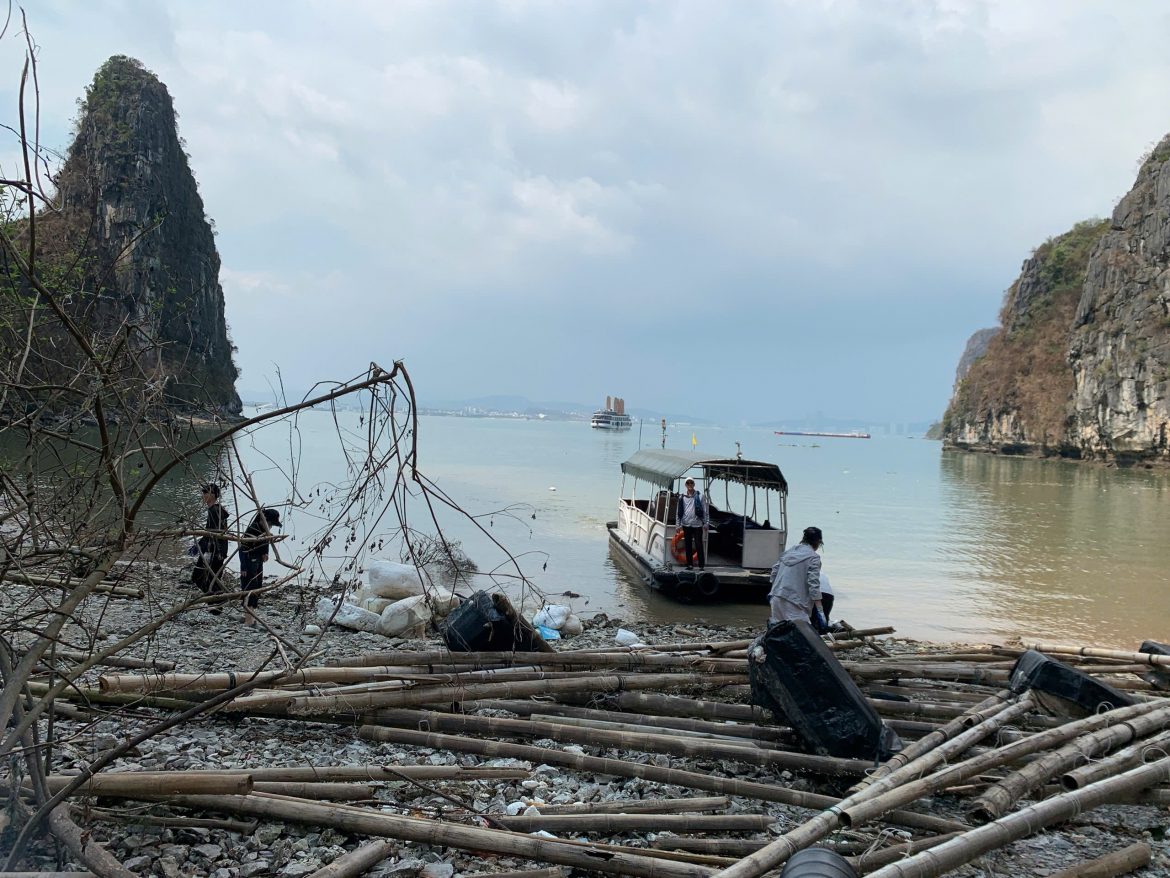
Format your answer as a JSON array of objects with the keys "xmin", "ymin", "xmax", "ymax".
[{"xmin": 6, "ymin": 0, "xmax": 1170, "ymax": 420}]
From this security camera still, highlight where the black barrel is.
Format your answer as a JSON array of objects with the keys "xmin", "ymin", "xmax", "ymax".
[{"xmin": 778, "ymin": 848, "xmax": 858, "ymax": 878}]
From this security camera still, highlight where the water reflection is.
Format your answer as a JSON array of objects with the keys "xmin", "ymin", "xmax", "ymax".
[
  {"xmin": 0, "ymin": 424, "xmax": 230, "ymax": 538},
  {"xmin": 938, "ymin": 451, "xmax": 1170, "ymax": 645}
]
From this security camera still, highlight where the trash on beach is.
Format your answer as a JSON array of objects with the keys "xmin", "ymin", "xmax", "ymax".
[
  {"xmin": 614, "ymin": 627, "xmax": 647, "ymax": 647},
  {"xmin": 439, "ymin": 590, "xmax": 553, "ymax": 652},
  {"xmin": 364, "ymin": 558, "xmax": 426, "ymax": 600},
  {"xmin": 315, "ymin": 596, "xmax": 381, "ymax": 633}
]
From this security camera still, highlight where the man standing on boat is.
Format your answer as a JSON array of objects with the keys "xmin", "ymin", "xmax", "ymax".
[
  {"xmin": 676, "ymin": 478, "xmax": 708, "ymax": 569},
  {"xmin": 769, "ymin": 526, "xmax": 827, "ymax": 630}
]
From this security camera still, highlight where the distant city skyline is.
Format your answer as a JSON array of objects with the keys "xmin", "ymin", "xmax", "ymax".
[{"xmin": 5, "ymin": 2, "xmax": 1168, "ymax": 423}]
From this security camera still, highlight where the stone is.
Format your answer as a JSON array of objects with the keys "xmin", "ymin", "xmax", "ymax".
[
  {"xmin": 123, "ymin": 855, "xmax": 153, "ymax": 872},
  {"xmin": 280, "ymin": 862, "xmax": 320, "ymax": 877},
  {"xmin": 159, "ymin": 857, "xmax": 182, "ymax": 878},
  {"xmin": 255, "ymin": 824, "xmax": 283, "ymax": 845},
  {"xmin": 239, "ymin": 861, "xmax": 271, "ymax": 878},
  {"xmin": 193, "ymin": 843, "xmax": 224, "ymax": 860},
  {"xmin": 421, "ymin": 863, "xmax": 454, "ymax": 878}
]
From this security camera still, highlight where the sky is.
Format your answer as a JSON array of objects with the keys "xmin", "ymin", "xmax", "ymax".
[{"xmin": 3, "ymin": 1, "xmax": 1169, "ymax": 424}]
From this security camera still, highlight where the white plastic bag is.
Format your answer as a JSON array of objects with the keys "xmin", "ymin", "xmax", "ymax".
[
  {"xmin": 614, "ymin": 628, "xmax": 646, "ymax": 647},
  {"xmin": 378, "ymin": 594, "xmax": 433, "ymax": 637},
  {"xmin": 426, "ymin": 587, "xmax": 461, "ymax": 619},
  {"xmin": 315, "ymin": 596, "xmax": 381, "ymax": 633},
  {"xmin": 360, "ymin": 597, "xmax": 394, "ymax": 615},
  {"xmin": 560, "ymin": 614, "xmax": 583, "ymax": 636},
  {"xmin": 533, "ymin": 604, "xmax": 572, "ymax": 630},
  {"xmin": 365, "ymin": 559, "xmax": 425, "ymax": 599}
]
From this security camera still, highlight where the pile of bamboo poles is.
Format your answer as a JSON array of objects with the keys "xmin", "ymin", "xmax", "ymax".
[{"xmin": 19, "ymin": 629, "xmax": 1170, "ymax": 878}]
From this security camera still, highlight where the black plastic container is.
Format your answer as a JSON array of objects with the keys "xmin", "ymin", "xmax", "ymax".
[
  {"xmin": 1009, "ymin": 649, "xmax": 1136, "ymax": 716},
  {"xmin": 749, "ymin": 619, "xmax": 901, "ymax": 761},
  {"xmin": 439, "ymin": 590, "xmax": 545, "ymax": 652},
  {"xmin": 1139, "ymin": 640, "xmax": 1170, "ymax": 691}
]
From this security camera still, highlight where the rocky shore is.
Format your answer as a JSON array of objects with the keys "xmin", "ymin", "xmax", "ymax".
[{"xmin": 5, "ymin": 560, "xmax": 1169, "ymax": 878}]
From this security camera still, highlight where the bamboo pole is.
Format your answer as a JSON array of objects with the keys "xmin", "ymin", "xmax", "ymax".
[
  {"xmin": 846, "ymin": 833, "xmax": 963, "ymax": 873},
  {"xmin": 525, "ymin": 713, "xmax": 788, "ymax": 747},
  {"xmin": 365, "ymin": 708, "xmax": 872, "ymax": 777},
  {"xmin": 307, "ymin": 839, "xmax": 397, "ymax": 878},
  {"xmin": 250, "ymin": 782, "xmax": 376, "ymax": 800},
  {"xmin": 80, "ymin": 766, "xmax": 529, "ymax": 783},
  {"xmin": 86, "ymin": 810, "xmax": 256, "ymax": 833},
  {"xmin": 654, "ymin": 839, "xmax": 768, "ymax": 857},
  {"xmin": 3, "ymin": 570, "xmax": 143, "ymax": 598},
  {"xmin": 290, "ymin": 673, "xmax": 743, "ymax": 715},
  {"xmin": 1039, "ymin": 783, "xmax": 1170, "ymax": 805},
  {"xmin": 489, "ymin": 814, "xmax": 775, "ymax": 833},
  {"xmin": 460, "ymin": 698, "xmax": 796, "ymax": 745},
  {"xmin": 460, "ymin": 869, "xmax": 567, "ymax": 878},
  {"xmin": 1042, "ymin": 842, "xmax": 1151, "ymax": 878},
  {"xmin": 703, "ymin": 697, "xmax": 1032, "ymax": 878},
  {"xmin": 843, "ymin": 664, "xmax": 1011, "ymax": 685},
  {"xmin": 866, "ymin": 681, "xmax": 993, "ymax": 703},
  {"xmin": 538, "ymin": 796, "xmax": 729, "ymax": 815},
  {"xmin": 39, "ymin": 649, "xmax": 175, "ymax": 671},
  {"xmin": 840, "ymin": 699, "xmax": 1166, "ymax": 830},
  {"xmin": 611, "ymin": 692, "xmax": 766, "ymax": 722},
  {"xmin": 164, "ymin": 792, "xmax": 713, "ymax": 878},
  {"xmin": 1024, "ymin": 643, "xmax": 1170, "ymax": 667},
  {"xmin": 849, "ymin": 691, "xmax": 1015, "ymax": 792},
  {"xmin": 24, "ymin": 680, "xmax": 204, "ymax": 711},
  {"xmin": 1062, "ymin": 729, "xmax": 1170, "ymax": 790},
  {"xmin": 357, "ymin": 725, "xmax": 965, "ymax": 834},
  {"xmin": 862, "ymin": 757, "xmax": 1170, "ymax": 878},
  {"xmin": 969, "ymin": 705, "xmax": 1170, "ymax": 821},
  {"xmin": 325, "ymin": 641, "xmax": 758, "ymax": 668},
  {"xmin": 42, "ymin": 774, "xmax": 252, "ymax": 797}
]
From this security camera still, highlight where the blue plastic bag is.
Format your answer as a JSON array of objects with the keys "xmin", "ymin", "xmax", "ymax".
[{"xmin": 537, "ymin": 625, "xmax": 561, "ymax": 641}]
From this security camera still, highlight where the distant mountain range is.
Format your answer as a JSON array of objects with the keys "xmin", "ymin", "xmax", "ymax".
[
  {"xmin": 238, "ymin": 390, "xmax": 935, "ymax": 436},
  {"xmin": 421, "ymin": 394, "xmax": 716, "ymax": 424}
]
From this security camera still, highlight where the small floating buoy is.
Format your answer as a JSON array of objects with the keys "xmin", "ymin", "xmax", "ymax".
[{"xmin": 548, "ymin": 486, "xmax": 557, "ymax": 492}]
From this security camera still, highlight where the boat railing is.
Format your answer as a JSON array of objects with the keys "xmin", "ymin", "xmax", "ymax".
[{"xmin": 618, "ymin": 499, "xmax": 668, "ymax": 564}]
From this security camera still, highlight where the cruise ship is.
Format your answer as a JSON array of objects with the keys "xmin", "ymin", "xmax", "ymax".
[{"xmin": 591, "ymin": 395, "xmax": 633, "ymax": 430}]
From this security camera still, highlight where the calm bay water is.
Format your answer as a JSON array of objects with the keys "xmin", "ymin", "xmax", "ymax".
[{"xmin": 234, "ymin": 410, "xmax": 1170, "ymax": 647}]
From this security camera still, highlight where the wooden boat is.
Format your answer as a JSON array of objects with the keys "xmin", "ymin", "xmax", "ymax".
[{"xmin": 606, "ymin": 449, "xmax": 789, "ymax": 603}]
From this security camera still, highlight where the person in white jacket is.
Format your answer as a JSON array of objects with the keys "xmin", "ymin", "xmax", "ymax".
[{"xmin": 768, "ymin": 526, "xmax": 826, "ymax": 628}]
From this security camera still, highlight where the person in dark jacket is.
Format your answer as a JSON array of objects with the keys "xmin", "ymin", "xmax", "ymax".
[
  {"xmin": 192, "ymin": 484, "xmax": 229, "ymax": 594},
  {"xmin": 240, "ymin": 508, "xmax": 282, "ymax": 626}
]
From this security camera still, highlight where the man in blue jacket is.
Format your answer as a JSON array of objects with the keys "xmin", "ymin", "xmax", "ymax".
[{"xmin": 676, "ymin": 477, "xmax": 709, "ymax": 569}]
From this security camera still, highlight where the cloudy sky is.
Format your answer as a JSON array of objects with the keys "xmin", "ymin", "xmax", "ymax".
[{"xmin": 4, "ymin": 1, "xmax": 1169, "ymax": 423}]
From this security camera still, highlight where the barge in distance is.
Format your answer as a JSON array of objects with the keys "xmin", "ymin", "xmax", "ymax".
[{"xmin": 606, "ymin": 449, "xmax": 788, "ymax": 603}]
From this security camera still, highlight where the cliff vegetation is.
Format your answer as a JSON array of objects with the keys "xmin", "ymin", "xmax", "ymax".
[
  {"xmin": 943, "ymin": 132, "xmax": 1170, "ymax": 463},
  {"xmin": 0, "ymin": 55, "xmax": 240, "ymax": 418}
]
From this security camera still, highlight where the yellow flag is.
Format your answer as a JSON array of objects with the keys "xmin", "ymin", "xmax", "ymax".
[{"xmin": 691, "ymin": 432, "xmax": 697, "ymax": 449}]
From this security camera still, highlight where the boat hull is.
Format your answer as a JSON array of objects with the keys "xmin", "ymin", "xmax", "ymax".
[{"xmin": 607, "ymin": 523, "xmax": 770, "ymax": 605}]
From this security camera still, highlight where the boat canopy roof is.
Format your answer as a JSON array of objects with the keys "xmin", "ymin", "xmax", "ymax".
[{"xmin": 621, "ymin": 449, "xmax": 788, "ymax": 493}]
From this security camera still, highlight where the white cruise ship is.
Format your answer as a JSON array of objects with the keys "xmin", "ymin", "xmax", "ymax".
[{"xmin": 591, "ymin": 395, "xmax": 633, "ymax": 430}]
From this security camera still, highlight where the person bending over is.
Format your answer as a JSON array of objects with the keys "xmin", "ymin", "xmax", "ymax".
[{"xmin": 769, "ymin": 526, "xmax": 826, "ymax": 630}]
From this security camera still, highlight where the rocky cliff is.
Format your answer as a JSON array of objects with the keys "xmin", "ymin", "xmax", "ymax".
[
  {"xmin": 943, "ymin": 136, "xmax": 1170, "ymax": 463},
  {"xmin": 14, "ymin": 56, "xmax": 240, "ymax": 416}
]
